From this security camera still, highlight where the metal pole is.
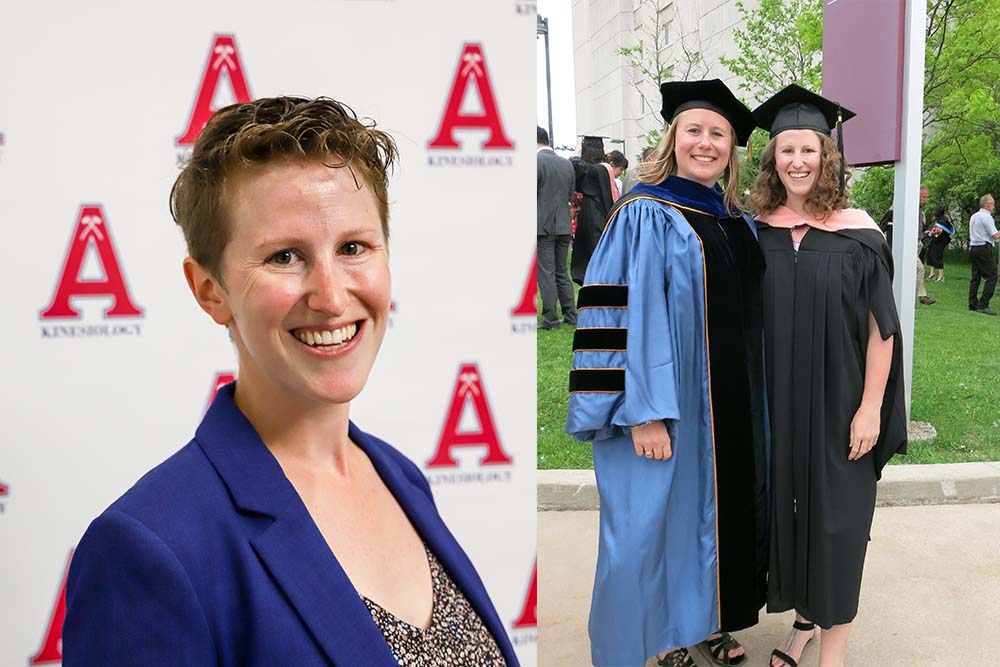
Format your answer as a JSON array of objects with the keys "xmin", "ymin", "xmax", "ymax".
[
  {"xmin": 891, "ymin": 0, "xmax": 926, "ymax": 420},
  {"xmin": 538, "ymin": 15, "xmax": 554, "ymax": 145}
]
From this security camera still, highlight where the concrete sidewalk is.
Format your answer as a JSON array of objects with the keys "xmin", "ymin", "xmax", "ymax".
[
  {"xmin": 538, "ymin": 504, "xmax": 1000, "ymax": 667},
  {"xmin": 538, "ymin": 461, "xmax": 1000, "ymax": 511}
]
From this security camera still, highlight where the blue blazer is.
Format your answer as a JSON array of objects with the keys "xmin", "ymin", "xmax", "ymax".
[{"xmin": 64, "ymin": 384, "xmax": 518, "ymax": 666}]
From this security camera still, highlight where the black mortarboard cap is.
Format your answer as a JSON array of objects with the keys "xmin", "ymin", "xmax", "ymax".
[
  {"xmin": 579, "ymin": 135, "xmax": 607, "ymax": 164},
  {"xmin": 751, "ymin": 84, "xmax": 856, "ymax": 138},
  {"xmin": 659, "ymin": 79, "xmax": 756, "ymax": 146},
  {"xmin": 752, "ymin": 84, "xmax": 858, "ymax": 195}
]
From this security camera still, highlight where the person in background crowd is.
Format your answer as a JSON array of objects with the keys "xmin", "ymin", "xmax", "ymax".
[
  {"xmin": 568, "ymin": 79, "xmax": 767, "ymax": 667},
  {"xmin": 63, "ymin": 97, "xmax": 517, "ymax": 667},
  {"xmin": 968, "ymin": 194, "xmax": 1000, "ymax": 316},
  {"xmin": 536, "ymin": 125, "xmax": 578, "ymax": 330},
  {"xmin": 750, "ymin": 84, "xmax": 907, "ymax": 667},
  {"xmin": 878, "ymin": 205, "xmax": 894, "ymax": 245},
  {"xmin": 569, "ymin": 135, "xmax": 615, "ymax": 285},
  {"xmin": 925, "ymin": 205, "xmax": 954, "ymax": 282},
  {"xmin": 915, "ymin": 186, "xmax": 935, "ymax": 304},
  {"xmin": 604, "ymin": 150, "xmax": 629, "ymax": 198},
  {"xmin": 879, "ymin": 186, "xmax": 935, "ymax": 305},
  {"xmin": 622, "ymin": 145, "xmax": 656, "ymax": 193}
]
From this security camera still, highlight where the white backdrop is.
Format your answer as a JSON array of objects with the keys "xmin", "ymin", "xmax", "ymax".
[{"xmin": 0, "ymin": 1, "xmax": 538, "ymax": 664}]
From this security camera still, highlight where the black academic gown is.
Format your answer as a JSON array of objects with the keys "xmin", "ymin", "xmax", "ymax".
[
  {"xmin": 682, "ymin": 201, "xmax": 769, "ymax": 631},
  {"xmin": 570, "ymin": 160, "xmax": 614, "ymax": 285},
  {"xmin": 756, "ymin": 221, "xmax": 907, "ymax": 628}
]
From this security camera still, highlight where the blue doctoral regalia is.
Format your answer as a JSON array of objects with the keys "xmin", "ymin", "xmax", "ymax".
[{"xmin": 567, "ymin": 178, "xmax": 766, "ymax": 666}]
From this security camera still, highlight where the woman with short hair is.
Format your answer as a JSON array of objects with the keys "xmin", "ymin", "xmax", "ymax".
[{"xmin": 64, "ymin": 96, "xmax": 517, "ymax": 667}]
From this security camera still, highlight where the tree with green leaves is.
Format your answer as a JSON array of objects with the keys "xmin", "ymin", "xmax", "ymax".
[
  {"xmin": 918, "ymin": 0, "xmax": 1000, "ymax": 238},
  {"xmin": 851, "ymin": 0, "xmax": 1000, "ymax": 239},
  {"xmin": 617, "ymin": 0, "xmax": 710, "ymax": 148},
  {"xmin": 720, "ymin": 0, "xmax": 823, "ymax": 99},
  {"xmin": 719, "ymin": 0, "xmax": 823, "ymax": 194}
]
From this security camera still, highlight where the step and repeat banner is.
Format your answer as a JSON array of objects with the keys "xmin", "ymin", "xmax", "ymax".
[{"xmin": 0, "ymin": 1, "xmax": 538, "ymax": 664}]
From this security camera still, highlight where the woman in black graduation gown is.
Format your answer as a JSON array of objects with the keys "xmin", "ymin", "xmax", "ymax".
[
  {"xmin": 925, "ymin": 205, "xmax": 954, "ymax": 281},
  {"xmin": 748, "ymin": 85, "xmax": 907, "ymax": 667},
  {"xmin": 569, "ymin": 137, "xmax": 615, "ymax": 285}
]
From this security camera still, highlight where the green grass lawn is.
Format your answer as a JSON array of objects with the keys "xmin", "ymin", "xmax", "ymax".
[{"xmin": 537, "ymin": 251, "xmax": 1000, "ymax": 469}]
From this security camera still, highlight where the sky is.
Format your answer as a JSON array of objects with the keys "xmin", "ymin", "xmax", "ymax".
[{"xmin": 536, "ymin": 0, "xmax": 577, "ymax": 154}]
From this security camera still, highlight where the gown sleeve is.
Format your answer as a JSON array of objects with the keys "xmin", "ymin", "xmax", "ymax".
[
  {"xmin": 64, "ymin": 510, "xmax": 217, "ymax": 666},
  {"xmin": 566, "ymin": 199, "xmax": 681, "ymax": 443},
  {"xmin": 862, "ymin": 241, "xmax": 908, "ymax": 475}
]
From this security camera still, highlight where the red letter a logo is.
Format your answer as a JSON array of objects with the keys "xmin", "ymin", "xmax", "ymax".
[
  {"xmin": 427, "ymin": 363, "xmax": 513, "ymax": 467},
  {"xmin": 30, "ymin": 551, "xmax": 72, "ymax": 665},
  {"xmin": 513, "ymin": 560, "xmax": 537, "ymax": 628},
  {"xmin": 177, "ymin": 34, "xmax": 253, "ymax": 146},
  {"xmin": 428, "ymin": 43, "xmax": 514, "ymax": 150},
  {"xmin": 40, "ymin": 205, "xmax": 143, "ymax": 319},
  {"xmin": 510, "ymin": 257, "xmax": 537, "ymax": 316},
  {"xmin": 206, "ymin": 371, "xmax": 236, "ymax": 412}
]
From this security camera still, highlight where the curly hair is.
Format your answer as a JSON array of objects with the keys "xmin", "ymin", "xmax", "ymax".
[
  {"xmin": 749, "ymin": 131, "xmax": 850, "ymax": 218},
  {"xmin": 170, "ymin": 96, "xmax": 398, "ymax": 281},
  {"xmin": 637, "ymin": 114, "xmax": 743, "ymax": 214}
]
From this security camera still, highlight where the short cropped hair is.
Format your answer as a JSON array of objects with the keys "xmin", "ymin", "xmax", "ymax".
[
  {"xmin": 537, "ymin": 126, "xmax": 550, "ymax": 146},
  {"xmin": 170, "ymin": 96, "xmax": 398, "ymax": 281},
  {"xmin": 980, "ymin": 194, "xmax": 994, "ymax": 208}
]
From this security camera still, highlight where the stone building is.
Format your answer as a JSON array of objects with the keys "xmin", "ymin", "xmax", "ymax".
[{"xmin": 572, "ymin": 0, "xmax": 758, "ymax": 162}]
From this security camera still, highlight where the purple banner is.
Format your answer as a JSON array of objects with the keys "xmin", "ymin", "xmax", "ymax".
[{"xmin": 823, "ymin": 0, "xmax": 906, "ymax": 166}]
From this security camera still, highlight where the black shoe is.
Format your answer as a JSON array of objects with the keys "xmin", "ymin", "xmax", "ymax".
[
  {"xmin": 977, "ymin": 307, "xmax": 997, "ymax": 316},
  {"xmin": 562, "ymin": 320, "xmax": 577, "ymax": 327},
  {"xmin": 699, "ymin": 632, "xmax": 748, "ymax": 666},
  {"xmin": 537, "ymin": 323, "xmax": 560, "ymax": 330},
  {"xmin": 657, "ymin": 647, "xmax": 697, "ymax": 667},
  {"xmin": 770, "ymin": 620, "xmax": 816, "ymax": 667}
]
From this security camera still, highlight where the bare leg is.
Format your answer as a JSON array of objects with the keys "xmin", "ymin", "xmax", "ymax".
[
  {"xmin": 771, "ymin": 614, "xmax": 817, "ymax": 667},
  {"xmin": 818, "ymin": 622, "xmax": 853, "ymax": 667}
]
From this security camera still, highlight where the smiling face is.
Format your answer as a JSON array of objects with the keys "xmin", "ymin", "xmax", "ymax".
[
  {"xmin": 672, "ymin": 108, "xmax": 733, "ymax": 187},
  {"xmin": 187, "ymin": 160, "xmax": 390, "ymax": 409},
  {"xmin": 774, "ymin": 129, "xmax": 823, "ymax": 210}
]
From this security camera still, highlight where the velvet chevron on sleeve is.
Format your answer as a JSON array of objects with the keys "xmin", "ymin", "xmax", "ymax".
[{"xmin": 567, "ymin": 177, "xmax": 768, "ymax": 666}]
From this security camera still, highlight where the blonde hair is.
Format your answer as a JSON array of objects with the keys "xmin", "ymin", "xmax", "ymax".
[
  {"xmin": 749, "ymin": 131, "xmax": 850, "ymax": 218},
  {"xmin": 637, "ymin": 113, "xmax": 742, "ymax": 213}
]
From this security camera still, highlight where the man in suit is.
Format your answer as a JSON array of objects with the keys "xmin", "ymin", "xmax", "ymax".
[{"xmin": 537, "ymin": 126, "xmax": 577, "ymax": 329}]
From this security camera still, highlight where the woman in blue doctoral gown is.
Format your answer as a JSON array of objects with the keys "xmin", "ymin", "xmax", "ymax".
[{"xmin": 567, "ymin": 79, "xmax": 769, "ymax": 667}]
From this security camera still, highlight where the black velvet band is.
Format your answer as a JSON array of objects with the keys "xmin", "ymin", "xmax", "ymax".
[
  {"xmin": 569, "ymin": 368, "xmax": 625, "ymax": 393},
  {"xmin": 573, "ymin": 328, "xmax": 627, "ymax": 352},
  {"xmin": 577, "ymin": 284, "xmax": 628, "ymax": 309}
]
